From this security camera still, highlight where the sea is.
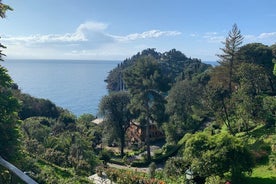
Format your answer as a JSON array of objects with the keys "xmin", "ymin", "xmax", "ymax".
[
  {"xmin": 2, "ymin": 59, "xmax": 217, "ymax": 117},
  {"xmin": 2, "ymin": 59, "xmax": 121, "ymax": 117}
]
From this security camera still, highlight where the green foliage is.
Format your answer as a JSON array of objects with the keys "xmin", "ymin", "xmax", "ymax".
[
  {"xmin": 163, "ymin": 157, "xmax": 187, "ymax": 178},
  {"xmin": 231, "ymin": 63, "xmax": 266, "ymax": 132},
  {"xmin": 0, "ymin": 66, "xmax": 20, "ymax": 160},
  {"xmin": 206, "ymin": 24, "xmax": 245, "ymax": 135},
  {"xmin": 104, "ymin": 167, "xmax": 165, "ymax": 184},
  {"xmin": 22, "ymin": 117, "xmax": 52, "ymax": 142},
  {"xmin": 20, "ymin": 115, "xmax": 99, "ymax": 177},
  {"xmin": 106, "ymin": 48, "xmax": 210, "ymax": 92},
  {"xmin": 244, "ymin": 165, "xmax": 276, "ymax": 184},
  {"xmin": 250, "ymin": 139, "xmax": 271, "ymax": 164},
  {"xmin": 124, "ymin": 56, "xmax": 168, "ymax": 161},
  {"xmin": 0, "ymin": 1, "xmax": 12, "ymax": 61},
  {"xmin": 13, "ymin": 92, "xmax": 60, "ymax": 120},
  {"xmin": 99, "ymin": 149, "xmax": 112, "ymax": 164},
  {"xmin": 44, "ymin": 148, "xmax": 67, "ymax": 166},
  {"xmin": 0, "ymin": 1, "xmax": 12, "ymax": 18},
  {"xmin": 269, "ymin": 134, "xmax": 276, "ymax": 169},
  {"xmin": 0, "ymin": 5, "xmax": 22, "ymax": 170},
  {"xmin": 77, "ymin": 113, "xmax": 95, "ymax": 126},
  {"xmin": 183, "ymin": 132, "xmax": 254, "ymax": 183},
  {"xmin": 1, "ymin": 12, "xmax": 276, "ymax": 182},
  {"xmin": 165, "ymin": 79, "xmax": 206, "ymax": 144},
  {"xmin": 217, "ymin": 23, "xmax": 243, "ymax": 94},
  {"xmin": 0, "ymin": 7, "xmax": 21, "ymax": 183},
  {"xmin": 263, "ymin": 96, "xmax": 276, "ymax": 127},
  {"xmin": 207, "ymin": 57, "xmax": 274, "ymax": 134},
  {"xmin": 99, "ymin": 91, "xmax": 133, "ymax": 157},
  {"xmin": 22, "ymin": 155, "xmax": 93, "ymax": 184},
  {"xmin": 148, "ymin": 162, "xmax": 157, "ymax": 178},
  {"xmin": 237, "ymin": 43, "xmax": 276, "ymax": 93}
]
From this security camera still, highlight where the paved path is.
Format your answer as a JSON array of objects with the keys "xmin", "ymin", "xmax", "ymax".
[
  {"xmin": 107, "ymin": 163, "xmax": 149, "ymax": 173},
  {"xmin": 0, "ymin": 156, "xmax": 38, "ymax": 184},
  {"xmin": 107, "ymin": 162, "xmax": 164, "ymax": 173}
]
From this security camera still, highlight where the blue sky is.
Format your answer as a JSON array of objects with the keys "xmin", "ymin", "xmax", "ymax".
[{"xmin": 1, "ymin": 0, "xmax": 276, "ymax": 61}]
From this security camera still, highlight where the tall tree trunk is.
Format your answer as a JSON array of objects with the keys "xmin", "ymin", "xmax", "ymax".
[
  {"xmin": 268, "ymin": 76, "xmax": 275, "ymax": 94},
  {"xmin": 120, "ymin": 134, "xmax": 125, "ymax": 157},
  {"xmin": 146, "ymin": 117, "xmax": 151, "ymax": 161},
  {"xmin": 222, "ymin": 98, "xmax": 235, "ymax": 135},
  {"xmin": 229, "ymin": 58, "xmax": 233, "ymax": 94}
]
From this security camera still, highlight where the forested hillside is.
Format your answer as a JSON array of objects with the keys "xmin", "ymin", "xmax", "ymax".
[
  {"xmin": 0, "ymin": 1, "xmax": 275, "ymax": 183},
  {"xmin": 106, "ymin": 48, "xmax": 210, "ymax": 92}
]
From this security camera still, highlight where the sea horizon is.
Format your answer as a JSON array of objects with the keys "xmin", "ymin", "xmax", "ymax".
[
  {"xmin": 2, "ymin": 59, "xmax": 217, "ymax": 116},
  {"xmin": 3, "ymin": 59, "xmax": 121, "ymax": 117}
]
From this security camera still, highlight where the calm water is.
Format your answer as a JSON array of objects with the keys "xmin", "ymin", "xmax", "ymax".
[{"xmin": 3, "ymin": 60, "xmax": 120, "ymax": 116}]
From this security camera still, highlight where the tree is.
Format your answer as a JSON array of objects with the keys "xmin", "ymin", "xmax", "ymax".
[
  {"xmin": 0, "ymin": 1, "xmax": 12, "ymax": 61},
  {"xmin": 234, "ymin": 62, "xmax": 269, "ymax": 130},
  {"xmin": 0, "ymin": 1, "xmax": 12, "ymax": 18},
  {"xmin": 271, "ymin": 44, "xmax": 276, "ymax": 76},
  {"xmin": 0, "ymin": 1, "xmax": 20, "ymax": 160},
  {"xmin": 105, "ymin": 48, "xmax": 210, "ymax": 92},
  {"xmin": 105, "ymin": 49, "xmax": 162, "ymax": 92},
  {"xmin": 217, "ymin": 23, "xmax": 243, "ymax": 94},
  {"xmin": 271, "ymin": 44, "xmax": 276, "ymax": 57},
  {"xmin": 165, "ymin": 80, "xmax": 203, "ymax": 144},
  {"xmin": 206, "ymin": 66, "xmax": 236, "ymax": 134},
  {"xmin": 99, "ymin": 91, "xmax": 133, "ymax": 157},
  {"xmin": 124, "ymin": 56, "xmax": 167, "ymax": 161},
  {"xmin": 262, "ymin": 96, "xmax": 276, "ymax": 127},
  {"xmin": 164, "ymin": 157, "xmax": 187, "ymax": 178},
  {"xmin": 183, "ymin": 132, "xmax": 254, "ymax": 183},
  {"xmin": 13, "ymin": 93, "xmax": 60, "ymax": 120},
  {"xmin": 207, "ymin": 24, "xmax": 243, "ymax": 134},
  {"xmin": 0, "ymin": 3, "xmax": 22, "ymax": 183},
  {"xmin": 0, "ymin": 72, "xmax": 20, "ymax": 160},
  {"xmin": 237, "ymin": 43, "xmax": 276, "ymax": 93},
  {"xmin": 209, "ymin": 42, "xmax": 275, "ymax": 134}
]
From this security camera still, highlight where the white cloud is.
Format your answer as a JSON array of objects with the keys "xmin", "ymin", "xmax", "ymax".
[
  {"xmin": 76, "ymin": 21, "xmax": 108, "ymax": 34},
  {"xmin": 257, "ymin": 32, "xmax": 276, "ymax": 39},
  {"xmin": 189, "ymin": 33, "xmax": 198, "ymax": 37},
  {"xmin": 2, "ymin": 21, "xmax": 181, "ymax": 46},
  {"xmin": 2, "ymin": 21, "xmax": 110, "ymax": 46},
  {"xmin": 203, "ymin": 32, "xmax": 224, "ymax": 43},
  {"xmin": 3, "ymin": 33, "xmax": 84, "ymax": 44},
  {"xmin": 202, "ymin": 31, "xmax": 276, "ymax": 45},
  {"xmin": 244, "ymin": 32, "xmax": 276, "ymax": 45},
  {"xmin": 113, "ymin": 30, "xmax": 181, "ymax": 42},
  {"xmin": 2, "ymin": 21, "xmax": 181, "ymax": 59}
]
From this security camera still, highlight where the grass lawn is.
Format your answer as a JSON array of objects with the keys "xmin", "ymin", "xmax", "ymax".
[
  {"xmin": 244, "ymin": 165, "xmax": 276, "ymax": 184},
  {"xmin": 241, "ymin": 125, "xmax": 276, "ymax": 184}
]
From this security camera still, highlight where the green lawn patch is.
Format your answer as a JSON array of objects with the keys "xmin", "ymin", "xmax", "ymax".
[
  {"xmin": 244, "ymin": 165, "xmax": 276, "ymax": 184},
  {"xmin": 251, "ymin": 165, "xmax": 276, "ymax": 178}
]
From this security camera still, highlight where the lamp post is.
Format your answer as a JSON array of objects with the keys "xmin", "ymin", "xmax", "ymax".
[{"xmin": 185, "ymin": 168, "xmax": 194, "ymax": 184}]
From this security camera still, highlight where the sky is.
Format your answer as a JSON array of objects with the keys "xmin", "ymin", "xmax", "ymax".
[{"xmin": 1, "ymin": 0, "xmax": 276, "ymax": 61}]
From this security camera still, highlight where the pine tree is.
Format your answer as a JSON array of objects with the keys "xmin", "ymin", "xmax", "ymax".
[
  {"xmin": 217, "ymin": 23, "xmax": 243, "ymax": 94},
  {"xmin": 124, "ymin": 56, "xmax": 166, "ymax": 161}
]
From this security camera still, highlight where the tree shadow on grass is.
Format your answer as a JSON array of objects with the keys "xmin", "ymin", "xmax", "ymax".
[{"xmin": 245, "ymin": 177, "xmax": 276, "ymax": 184}]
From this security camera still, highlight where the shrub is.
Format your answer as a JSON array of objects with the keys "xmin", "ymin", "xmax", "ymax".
[
  {"xmin": 99, "ymin": 149, "xmax": 112, "ymax": 164},
  {"xmin": 104, "ymin": 167, "xmax": 165, "ymax": 184},
  {"xmin": 163, "ymin": 157, "xmax": 187, "ymax": 178},
  {"xmin": 44, "ymin": 148, "xmax": 67, "ymax": 166}
]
